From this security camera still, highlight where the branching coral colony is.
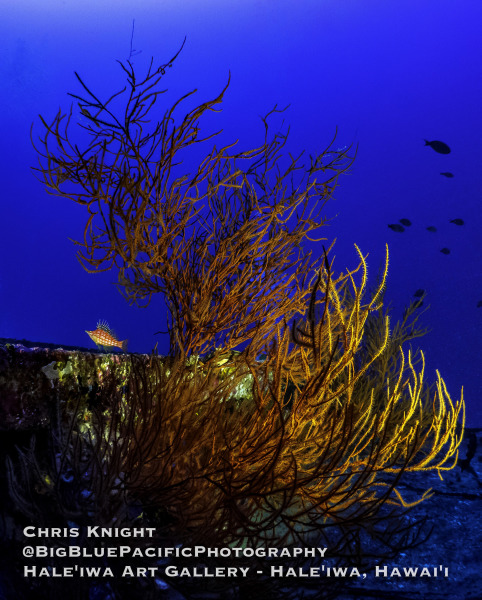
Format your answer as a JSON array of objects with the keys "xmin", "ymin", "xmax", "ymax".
[
  {"xmin": 21, "ymin": 44, "xmax": 464, "ymax": 593},
  {"xmin": 31, "ymin": 40, "xmax": 350, "ymax": 359}
]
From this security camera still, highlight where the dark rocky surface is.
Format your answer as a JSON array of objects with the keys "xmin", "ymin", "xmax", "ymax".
[
  {"xmin": 0, "ymin": 337, "xmax": 99, "ymax": 353},
  {"xmin": 0, "ymin": 341, "xmax": 152, "ymax": 430}
]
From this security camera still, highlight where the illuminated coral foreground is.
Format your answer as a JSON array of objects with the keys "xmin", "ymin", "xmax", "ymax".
[
  {"xmin": 35, "ymin": 245, "xmax": 462, "ymax": 552},
  {"xmin": 24, "ymin": 49, "xmax": 464, "ymax": 563}
]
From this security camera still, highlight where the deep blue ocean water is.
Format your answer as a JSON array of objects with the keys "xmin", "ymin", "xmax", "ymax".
[{"xmin": 2, "ymin": 0, "xmax": 481, "ymax": 425}]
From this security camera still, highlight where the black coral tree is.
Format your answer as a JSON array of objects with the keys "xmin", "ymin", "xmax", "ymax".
[{"xmin": 7, "ymin": 44, "xmax": 465, "ymax": 599}]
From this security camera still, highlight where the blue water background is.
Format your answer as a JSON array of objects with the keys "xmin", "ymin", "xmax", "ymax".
[{"xmin": 1, "ymin": 0, "xmax": 481, "ymax": 425}]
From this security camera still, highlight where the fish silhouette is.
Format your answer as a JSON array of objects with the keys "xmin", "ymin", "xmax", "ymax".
[
  {"xmin": 440, "ymin": 248, "xmax": 451, "ymax": 255},
  {"xmin": 426, "ymin": 226, "xmax": 437, "ymax": 233},
  {"xmin": 399, "ymin": 218, "xmax": 412, "ymax": 226},
  {"xmin": 450, "ymin": 218, "xmax": 464, "ymax": 226},
  {"xmin": 388, "ymin": 224, "xmax": 405, "ymax": 233},
  {"xmin": 424, "ymin": 140, "xmax": 451, "ymax": 154},
  {"xmin": 440, "ymin": 172, "xmax": 454, "ymax": 178}
]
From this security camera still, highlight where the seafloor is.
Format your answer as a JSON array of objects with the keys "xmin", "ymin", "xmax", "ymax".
[{"xmin": 335, "ymin": 427, "xmax": 482, "ymax": 600}]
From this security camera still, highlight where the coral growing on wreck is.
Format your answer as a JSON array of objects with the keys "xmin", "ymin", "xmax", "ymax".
[
  {"xmin": 4, "ymin": 246, "xmax": 463, "ymax": 599},
  {"xmin": 16, "ymin": 47, "xmax": 465, "ymax": 598}
]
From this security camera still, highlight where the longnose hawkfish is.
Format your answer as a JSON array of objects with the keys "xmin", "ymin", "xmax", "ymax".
[{"xmin": 85, "ymin": 320, "xmax": 128, "ymax": 352}]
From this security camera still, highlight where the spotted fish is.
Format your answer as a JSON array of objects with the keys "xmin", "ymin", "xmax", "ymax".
[{"xmin": 86, "ymin": 321, "xmax": 128, "ymax": 352}]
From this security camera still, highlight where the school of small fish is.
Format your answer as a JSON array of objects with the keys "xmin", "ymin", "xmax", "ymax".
[{"xmin": 387, "ymin": 139, "xmax": 481, "ymax": 309}]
